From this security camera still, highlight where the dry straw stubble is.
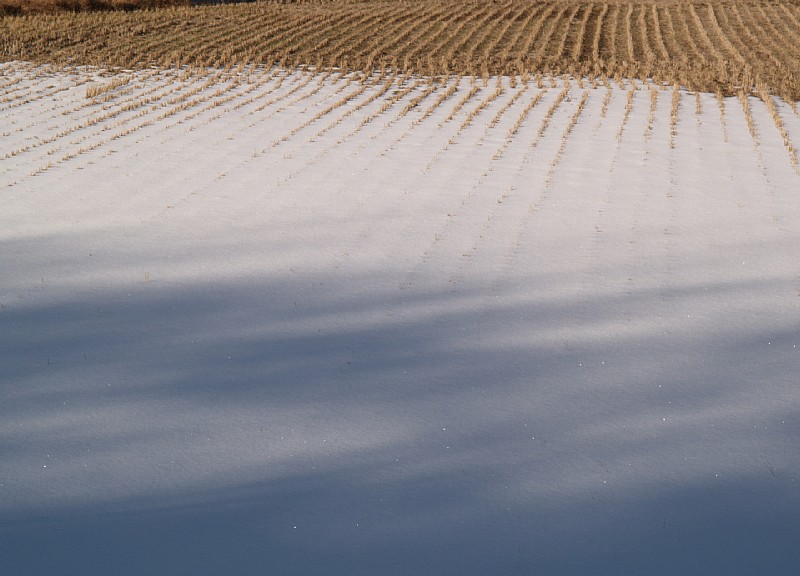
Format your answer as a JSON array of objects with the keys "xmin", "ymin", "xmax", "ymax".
[{"xmin": 2, "ymin": 0, "xmax": 800, "ymax": 101}]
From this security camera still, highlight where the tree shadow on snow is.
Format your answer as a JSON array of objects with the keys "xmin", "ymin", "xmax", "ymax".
[{"xmin": 1, "ymin": 233, "xmax": 799, "ymax": 576}]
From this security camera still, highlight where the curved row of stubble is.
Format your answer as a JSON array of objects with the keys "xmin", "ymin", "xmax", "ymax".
[
  {"xmin": 2, "ymin": 55, "xmax": 797, "ymax": 192},
  {"xmin": 3, "ymin": 0, "xmax": 800, "ymax": 101}
]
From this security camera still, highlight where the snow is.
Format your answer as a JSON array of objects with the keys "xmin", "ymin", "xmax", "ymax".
[{"xmin": 1, "ymin": 62, "xmax": 799, "ymax": 574}]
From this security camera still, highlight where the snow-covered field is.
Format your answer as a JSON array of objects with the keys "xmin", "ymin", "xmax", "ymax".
[{"xmin": 2, "ymin": 61, "xmax": 800, "ymax": 574}]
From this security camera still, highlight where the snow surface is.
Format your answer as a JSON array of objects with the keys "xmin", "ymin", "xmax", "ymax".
[{"xmin": 2, "ymin": 62, "xmax": 800, "ymax": 574}]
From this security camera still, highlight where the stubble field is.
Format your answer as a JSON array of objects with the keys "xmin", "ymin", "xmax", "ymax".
[
  {"xmin": 3, "ymin": 0, "xmax": 800, "ymax": 99},
  {"xmin": 2, "ymin": 2, "xmax": 800, "ymax": 574}
]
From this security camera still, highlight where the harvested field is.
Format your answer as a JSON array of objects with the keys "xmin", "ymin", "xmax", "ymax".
[
  {"xmin": 2, "ymin": 60, "xmax": 800, "ymax": 574},
  {"xmin": 2, "ymin": 0, "xmax": 800, "ymax": 100},
  {"xmin": 3, "ymin": 1, "xmax": 800, "ymax": 573}
]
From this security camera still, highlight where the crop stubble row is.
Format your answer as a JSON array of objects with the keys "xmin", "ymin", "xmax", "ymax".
[
  {"xmin": 3, "ymin": 53, "xmax": 797, "ymax": 196},
  {"xmin": 8, "ymin": 63, "xmax": 796, "ymax": 293},
  {"xmin": 2, "ymin": 1, "xmax": 800, "ymax": 101}
]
